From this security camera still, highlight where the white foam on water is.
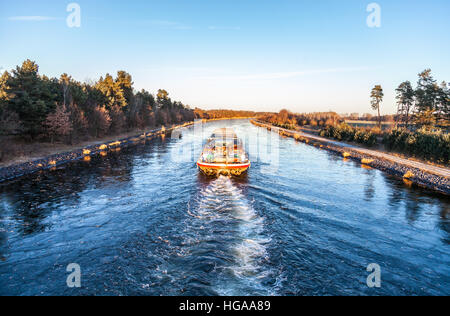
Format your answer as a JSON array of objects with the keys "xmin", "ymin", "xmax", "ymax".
[{"xmin": 189, "ymin": 175, "xmax": 276, "ymax": 296}]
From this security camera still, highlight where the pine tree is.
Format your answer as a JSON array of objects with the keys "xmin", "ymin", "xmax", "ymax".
[
  {"xmin": 415, "ymin": 69, "xmax": 439, "ymax": 113},
  {"xmin": 0, "ymin": 109, "xmax": 21, "ymax": 136},
  {"xmin": 157, "ymin": 89, "xmax": 171, "ymax": 109},
  {"xmin": 5, "ymin": 60, "xmax": 60, "ymax": 138},
  {"xmin": 370, "ymin": 85, "xmax": 384, "ymax": 129},
  {"xmin": 0, "ymin": 71, "xmax": 11, "ymax": 101},
  {"xmin": 96, "ymin": 74, "xmax": 127, "ymax": 110},
  {"xmin": 115, "ymin": 71, "xmax": 134, "ymax": 106},
  {"xmin": 395, "ymin": 81, "xmax": 415, "ymax": 129}
]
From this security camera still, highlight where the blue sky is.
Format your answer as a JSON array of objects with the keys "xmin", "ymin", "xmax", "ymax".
[{"xmin": 0, "ymin": 0, "xmax": 449, "ymax": 114}]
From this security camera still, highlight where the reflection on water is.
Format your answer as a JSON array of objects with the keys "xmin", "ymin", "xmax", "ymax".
[
  {"xmin": 363, "ymin": 168, "xmax": 376, "ymax": 202},
  {"xmin": 0, "ymin": 119, "xmax": 449, "ymax": 296}
]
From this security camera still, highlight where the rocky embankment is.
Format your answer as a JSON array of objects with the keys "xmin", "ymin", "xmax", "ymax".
[
  {"xmin": 251, "ymin": 120, "xmax": 450, "ymax": 195},
  {"xmin": 0, "ymin": 123, "xmax": 193, "ymax": 183}
]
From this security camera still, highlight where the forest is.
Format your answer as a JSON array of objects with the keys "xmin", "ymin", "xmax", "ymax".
[
  {"xmin": 193, "ymin": 108, "xmax": 260, "ymax": 120},
  {"xmin": 0, "ymin": 60, "xmax": 196, "ymax": 143},
  {"xmin": 0, "ymin": 60, "xmax": 262, "ymax": 162}
]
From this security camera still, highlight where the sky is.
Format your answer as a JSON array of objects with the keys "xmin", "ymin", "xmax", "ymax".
[{"xmin": 0, "ymin": 0, "xmax": 449, "ymax": 114}]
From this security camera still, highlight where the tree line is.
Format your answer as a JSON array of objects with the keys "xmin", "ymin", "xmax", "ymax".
[
  {"xmin": 370, "ymin": 69, "xmax": 449, "ymax": 130},
  {"xmin": 258, "ymin": 110, "xmax": 341, "ymax": 130},
  {"xmin": 193, "ymin": 108, "xmax": 261, "ymax": 120},
  {"xmin": 0, "ymin": 60, "xmax": 195, "ymax": 143},
  {"xmin": 257, "ymin": 68, "xmax": 450, "ymax": 163}
]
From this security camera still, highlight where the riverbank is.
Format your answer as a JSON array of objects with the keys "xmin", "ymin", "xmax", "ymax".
[
  {"xmin": 251, "ymin": 120, "xmax": 450, "ymax": 195},
  {"xmin": 0, "ymin": 122, "xmax": 194, "ymax": 183},
  {"xmin": 0, "ymin": 117, "xmax": 255, "ymax": 183},
  {"xmin": 0, "ymin": 130, "xmax": 154, "ymax": 168}
]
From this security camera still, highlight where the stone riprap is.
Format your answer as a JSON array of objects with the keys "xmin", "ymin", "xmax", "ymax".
[
  {"xmin": 251, "ymin": 120, "xmax": 450, "ymax": 195},
  {"xmin": 0, "ymin": 123, "xmax": 193, "ymax": 183}
]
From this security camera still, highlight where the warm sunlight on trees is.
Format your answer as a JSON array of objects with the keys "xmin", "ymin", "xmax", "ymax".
[
  {"xmin": 0, "ymin": 60, "xmax": 196, "ymax": 149},
  {"xmin": 258, "ymin": 110, "xmax": 341, "ymax": 129},
  {"xmin": 393, "ymin": 70, "xmax": 449, "ymax": 130},
  {"xmin": 395, "ymin": 81, "xmax": 415, "ymax": 128},
  {"xmin": 415, "ymin": 108, "xmax": 437, "ymax": 130},
  {"xmin": 370, "ymin": 85, "xmax": 384, "ymax": 129},
  {"xmin": 157, "ymin": 89, "xmax": 169, "ymax": 102}
]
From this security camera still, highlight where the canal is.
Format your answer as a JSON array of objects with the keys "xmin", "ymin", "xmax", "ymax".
[{"xmin": 0, "ymin": 119, "xmax": 449, "ymax": 295}]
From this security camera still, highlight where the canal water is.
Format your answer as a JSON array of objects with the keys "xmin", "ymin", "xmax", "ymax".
[{"xmin": 0, "ymin": 119, "xmax": 449, "ymax": 296}]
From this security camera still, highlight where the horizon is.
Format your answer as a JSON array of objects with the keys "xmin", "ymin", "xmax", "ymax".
[{"xmin": 1, "ymin": 0, "xmax": 449, "ymax": 114}]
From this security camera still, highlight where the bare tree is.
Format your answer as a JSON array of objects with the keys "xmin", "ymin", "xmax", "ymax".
[{"xmin": 45, "ymin": 104, "xmax": 73, "ymax": 143}]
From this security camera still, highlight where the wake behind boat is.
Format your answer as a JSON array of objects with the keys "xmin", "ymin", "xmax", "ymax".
[{"xmin": 197, "ymin": 128, "xmax": 251, "ymax": 176}]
